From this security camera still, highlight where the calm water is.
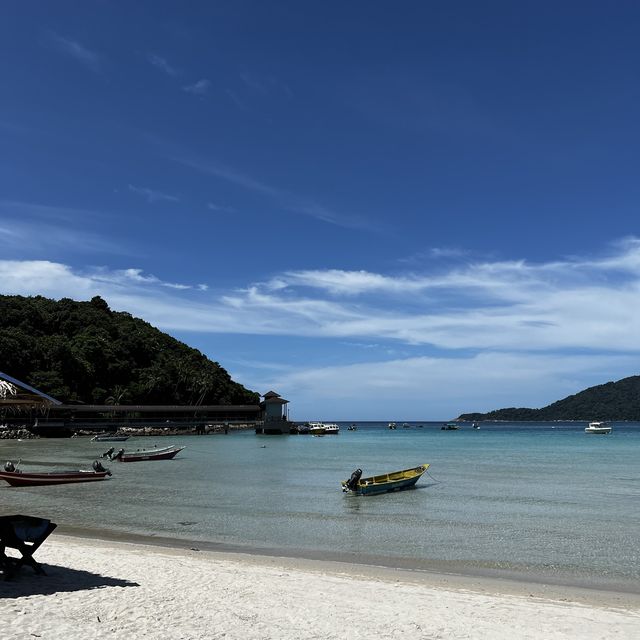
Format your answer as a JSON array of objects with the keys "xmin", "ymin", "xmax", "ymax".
[{"xmin": 2, "ymin": 422, "xmax": 639, "ymax": 591}]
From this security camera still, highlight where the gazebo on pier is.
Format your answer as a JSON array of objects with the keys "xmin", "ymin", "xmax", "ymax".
[{"xmin": 256, "ymin": 390, "xmax": 291, "ymax": 435}]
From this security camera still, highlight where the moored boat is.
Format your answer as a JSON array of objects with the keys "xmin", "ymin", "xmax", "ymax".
[
  {"xmin": 585, "ymin": 421, "xmax": 612, "ymax": 434},
  {"xmin": 342, "ymin": 464, "xmax": 429, "ymax": 496},
  {"xmin": 323, "ymin": 423, "xmax": 340, "ymax": 434},
  {"xmin": 308, "ymin": 422, "xmax": 327, "ymax": 436},
  {"xmin": 91, "ymin": 433, "xmax": 130, "ymax": 442},
  {"xmin": 388, "ymin": 422, "xmax": 397, "ymax": 430},
  {"xmin": 442, "ymin": 422, "xmax": 459, "ymax": 430},
  {"xmin": 0, "ymin": 460, "xmax": 111, "ymax": 486},
  {"xmin": 107, "ymin": 445, "xmax": 185, "ymax": 462}
]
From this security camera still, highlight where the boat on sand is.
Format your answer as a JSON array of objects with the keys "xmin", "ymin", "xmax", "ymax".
[{"xmin": 342, "ymin": 464, "xmax": 429, "ymax": 496}]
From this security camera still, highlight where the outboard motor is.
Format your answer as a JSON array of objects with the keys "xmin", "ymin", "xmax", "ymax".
[
  {"xmin": 92, "ymin": 460, "xmax": 112, "ymax": 476},
  {"xmin": 4, "ymin": 460, "xmax": 15, "ymax": 472},
  {"xmin": 345, "ymin": 468, "xmax": 363, "ymax": 491},
  {"xmin": 112, "ymin": 448, "xmax": 125, "ymax": 462},
  {"xmin": 102, "ymin": 447, "xmax": 115, "ymax": 459}
]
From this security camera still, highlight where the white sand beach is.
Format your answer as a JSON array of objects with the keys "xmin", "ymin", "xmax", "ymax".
[{"xmin": 1, "ymin": 535, "xmax": 639, "ymax": 640}]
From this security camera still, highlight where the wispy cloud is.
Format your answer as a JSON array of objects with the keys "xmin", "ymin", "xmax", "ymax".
[
  {"xmin": 225, "ymin": 89, "xmax": 249, "ymax": 111},
  {"xmin": 48, "ymin": 32, "xmax": 103, "ymax": 72},
  {"xmin": 183, "ymin": 79, "xmax": 211, "ymax": 95},
  {"xmin": 3, "ymin": 240, "xmax": 640, "ymax": 355},
  {"xmin": 0, "ymin": 201, "xmax": 127, "ymax": 255},
  {"xmin": 3, "ymin": 240, "xmax": 640, "ymax": 417},
  {"xmin": 147, "ymin": 53, "xmax": 179, "ymax": 77},
  {"xmin": 207, "ymin": 202, "xmax": 235, "ymax": 213},
  {"xmin": 128, "ymin": 184, "xmax": 179, "ymax": 203},
  {"xmin": 244, "ymin": 351, "xmax": 638, "ymax": 420},
  {"xmin": 174, "ymin": 157, "xmax": 377, "ymax": 231}
]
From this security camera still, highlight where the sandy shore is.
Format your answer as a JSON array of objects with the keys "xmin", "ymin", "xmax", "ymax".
[{"xmin": 1, "ymin": 535, "xmax": 639, "ymax": 640}]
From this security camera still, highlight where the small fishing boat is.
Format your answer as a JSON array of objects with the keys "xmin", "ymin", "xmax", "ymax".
[
  {"xmin": 106, "ymin": 445, "xmax": 185, "ymax": 462},
  {"xmin": 472, "ymin": 422, "xmax": 480, "ymax": 429},
  {"xmin": 388, "ymin": 422, "xmax": 397, "ymax": 430},
  {"xmin": 441, "ymin": 423, "xmax": 459, "ymax": 430},
  {"xmin": 402, "ymin": 422, "xmax": 411, "ymax": 428},
  {"xmin": 0, "ymin": 460, "xmax": 111, "ymax": 487},
  {"xmin": 91, "ymin": 433, "xmax": 130, "ymax": 442},
  {"xmin": 347, "ymin": 424, "xmax": 358, "ymax": 431},
  {"xmin": 585, "ymin": 421, "xmax": 612, "ymax": 434},
  {"xmin": 342, "ymin": 464, "xmax": 429, "ymax": 496}
]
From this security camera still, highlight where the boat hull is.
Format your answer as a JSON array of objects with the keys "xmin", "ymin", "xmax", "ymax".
[
  {"xmin": 115, "ymin": 446, "xmax": 184, "ymax": 462},
  {"xmin": 342, "ymin": 464, "xmax": 429, "ymax": 496},
  {"xmin": 0, "ymin": 470, "xmax": 110, "ymax": 487}
]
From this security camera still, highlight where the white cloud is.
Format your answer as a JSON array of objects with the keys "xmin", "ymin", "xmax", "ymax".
[
  {"xmin": 242, "ymin": 351, "xmax": 637, "ymax": 420},
  {"xmin": 3, "ymin": 240, "xmax": 640, "ymax": 417},
  {"xmin": 128, "ymin": 184, "xmax": 179, "ymax": 203},
  {"xmin": 49, "ymin": 33, "xmax": 103, "ymax": 72},
  {"xmin": 147, "ymin": 54, "xmax": 179, "ymax": 76},
  {"xmin": 183, "ymin": 79, "xmax": 211, "ymax": 95}
]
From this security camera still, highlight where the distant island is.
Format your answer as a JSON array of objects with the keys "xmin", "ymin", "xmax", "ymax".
[
  {"xmin": 0, "ymin": 294, "xmax": 259, "ymax": 406},
  {"xmin": 458, "ymin": 375, "xmax": 640, "ymax": 421}
]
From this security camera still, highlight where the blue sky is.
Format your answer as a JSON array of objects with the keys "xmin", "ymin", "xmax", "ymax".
[{"xmin": 2, "ymin": 1, "xmax": 640, "ymax": 419}]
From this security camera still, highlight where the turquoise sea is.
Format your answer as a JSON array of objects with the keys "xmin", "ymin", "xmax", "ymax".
[{"xmin": 1, "ymin": 422, "xmax": 639, "ymax": 592}]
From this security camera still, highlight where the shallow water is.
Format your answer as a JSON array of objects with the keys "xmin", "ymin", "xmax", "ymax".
[{"xmin": 2, "ymin": 422, "xmax": 639, "ymax": 590}]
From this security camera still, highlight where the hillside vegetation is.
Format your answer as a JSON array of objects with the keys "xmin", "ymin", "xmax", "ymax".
[
  {"xmin": 0, "ymin": 295, "xmax": 259, "ymax": 406},
  {"xmin": 459, "ymin": 375, "xmax": 640, "ymax": 421}
]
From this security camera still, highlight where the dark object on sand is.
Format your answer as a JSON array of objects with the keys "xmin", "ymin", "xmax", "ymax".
[{"xmin": 0, "ymin": 514, "xmax": 57, "ymax": 579}]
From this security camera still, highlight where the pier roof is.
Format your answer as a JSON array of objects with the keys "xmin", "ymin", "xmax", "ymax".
[{"xmin": 0, "ymin": 371, "xmax": 61, "ymax": 406}]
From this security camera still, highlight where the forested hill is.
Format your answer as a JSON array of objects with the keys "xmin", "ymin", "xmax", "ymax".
[
  {"xmin": 458, "ymin": 375, "xmax": 640, "ymax": 421},
  {"xmin": 0, "ymin": 295, "xmax": 259, "ymax": 406}
]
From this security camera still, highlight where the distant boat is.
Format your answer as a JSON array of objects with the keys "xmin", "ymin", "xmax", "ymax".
[
  {"xmin": 0, "ymin": 460, "xmax": 111, "ymax": 486},
  {"xmin": 308, "ymin": 422, "xmax": 339, "ymax": 435},
  {"xmin": 472, "ymin": 422, "xmax": 480, "ymax": 430},
  {"xmin": 91, "ymin": 433, "xmax": 130, "ymax": 442},
  {"xmin": 347, "ymin": 424, "xmax": 358, "ymax": 431},
  {"xmin": 107, "ymin": 445, "xmax": 185, "ymax": 462},
  {"xmin": 442, "ymin": 423, "xmax": 459, "ymax": 430},
  {"xmin": 342, "ymin": 464, "xmax": 429, "ymax": 496},
  {"xmin": 308, "ymin": 422, "xmax": 326, "ymax": 436},
  {"xmin": 585, "ymin": 421, "xmax": 612, "ymax": 435},
  {"xmin": 388, "ymin": 422, "xmax": 397, "ymax": 430},
  {"xmin": 402, "ymin": 423, "xmax": 411, "ymax": 428}
]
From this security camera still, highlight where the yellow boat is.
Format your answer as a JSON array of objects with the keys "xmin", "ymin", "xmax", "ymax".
[{"xmin": 341, "ymin": 464, "xmax": 429, "ymax": 496}]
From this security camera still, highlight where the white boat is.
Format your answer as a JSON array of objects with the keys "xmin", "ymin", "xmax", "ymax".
[
  {"xmin": 308, "ymin": 422, "xmax": 339, "ymax": 435},
  {"xmin": 308, "ymin": 422, "xmax": 326, "ymax": 436},
  {"xmin": 585, "ymin": 421, "xmax": 612, "ymax": 434},
  {"xmin": 388, "ymin": 422, "xmax": 397, "ymax": 430}
]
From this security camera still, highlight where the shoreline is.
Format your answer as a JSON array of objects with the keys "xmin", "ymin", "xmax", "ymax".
[
  {"xmin": 1, "ymin": 532, "xmax": 639, "ymax": 640},
  {"xmin": 54, "ymin": 526, "xmax": 640, "ymax": 608}
]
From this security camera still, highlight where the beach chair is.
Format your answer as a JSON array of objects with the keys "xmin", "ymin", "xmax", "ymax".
[{"xmin": 0, "ymin": 514, "xmax": 57, "ymax": 580}]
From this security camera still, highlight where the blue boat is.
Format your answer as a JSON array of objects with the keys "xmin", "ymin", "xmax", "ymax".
[{"xmin": 341, "ymin": 464, "xmax": 429, "ymax": 496}]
